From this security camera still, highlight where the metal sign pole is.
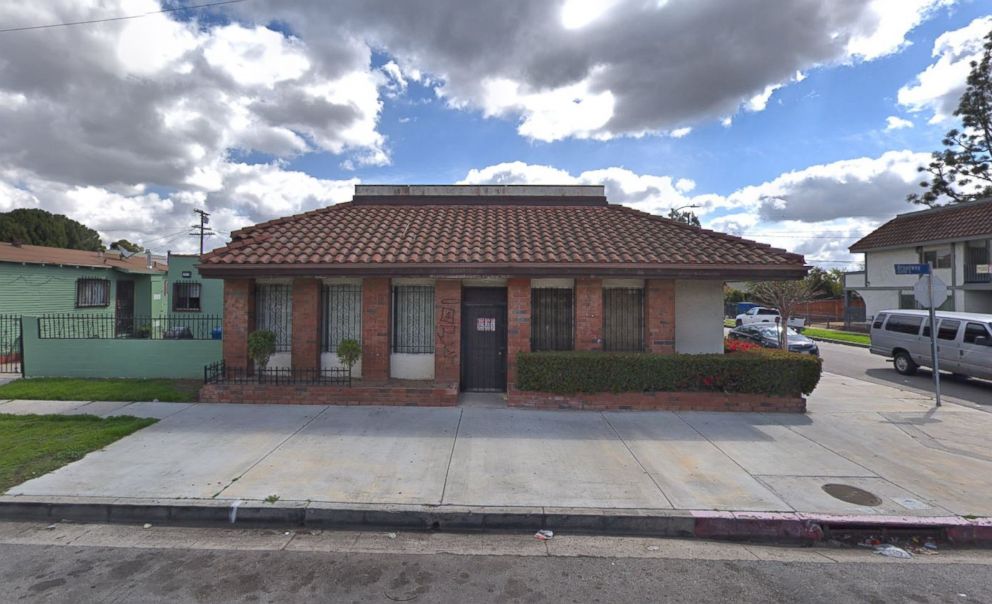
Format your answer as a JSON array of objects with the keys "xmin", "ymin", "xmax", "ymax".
[{"xmin": 926, "ymin": 270, "xmax": 941, "ymax": 407}]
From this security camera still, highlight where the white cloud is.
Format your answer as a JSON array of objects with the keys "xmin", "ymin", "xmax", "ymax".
[
  {"xmin": 670, "ymin": 127, "xmax": 692, "ymax": 138},
  {"xmin": 898, "ymin": 16, "xmax": 991, "ymax": 123},
  {"xmin": 885, "ymin": 116, "xmax": 914, "ymax": 130}
]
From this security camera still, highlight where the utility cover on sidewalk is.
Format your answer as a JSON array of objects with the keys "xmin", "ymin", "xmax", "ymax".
[{"xmin": 822, "ymin": 483, "xmax": 883, "ymax": 506}]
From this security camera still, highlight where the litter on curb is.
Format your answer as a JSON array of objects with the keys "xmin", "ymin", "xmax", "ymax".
[{"xmin": 534, "ymin": 530, "xmax": 554, "ymax": 541}]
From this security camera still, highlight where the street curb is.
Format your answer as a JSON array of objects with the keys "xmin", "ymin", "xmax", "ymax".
[
  {"xmin": 806, "ymin": 335, "xmax": 870, "ymax": 349},
  {"xmin": 1, "ymin": 498, "xmax": 989, "ymax": 545}
]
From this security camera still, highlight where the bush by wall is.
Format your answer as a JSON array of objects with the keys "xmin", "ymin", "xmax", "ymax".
[{"xmin": 516, "ymin": 350, "xmax": 821, "ymax": 397}]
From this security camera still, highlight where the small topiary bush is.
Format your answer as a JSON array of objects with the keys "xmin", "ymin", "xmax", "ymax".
[
  {"xmin": 247, "ymin": 330, "xmax": 277, "ymax": 373},
  {"xmin": 516, "ymin": 350, "xmax": 821, "ymax": 397}
]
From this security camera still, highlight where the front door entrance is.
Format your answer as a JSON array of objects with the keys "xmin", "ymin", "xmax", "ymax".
[
  {"xmin": 461, "ymin": 287, "xmax": 507, "ymax": 392},
  {"xmin": 115, "ymin": 280, "xmax": 135, "ymax": 337}
]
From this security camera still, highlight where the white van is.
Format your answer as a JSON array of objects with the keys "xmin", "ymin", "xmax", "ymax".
[{"xmin": 869, "ymin": 310, "xmax": 992, "ymax": 379}]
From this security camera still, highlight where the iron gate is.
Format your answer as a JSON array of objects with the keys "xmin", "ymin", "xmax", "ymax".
[{"xmin": 0, "ymin": 315, "xmax": 23, "ymax": 376}]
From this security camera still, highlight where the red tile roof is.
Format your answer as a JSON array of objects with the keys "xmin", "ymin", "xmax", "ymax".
[
  {"xmin": 850, "ymin": 200, "xmax": 992, "ymax": 252},
  {"xmin": 200, "ymin": 199, "xmax": 806, "ymax": 278},
  {"xmin": 0, "ymin": 242, "xmax": 166, "ymax": 273}
]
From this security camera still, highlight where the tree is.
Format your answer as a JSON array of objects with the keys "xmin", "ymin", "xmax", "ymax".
[
  {"xmin": 336, "ymin": 338, "xmax": 362, "ymax": 379},
  {"xmin": 909, "ymin": 28, "xmax": 992, "ymax": 206},
  {"xmin": 247, "ymin": 330, "xmax": 277, "ymax": 377},
  {"xmin": 748, "ymin": 280, "xmax": 814, "ymax": 349},
  {"xmin": 109, "ymin": 239, "xmax": 144, "ymax": 254},
  {"xmin": 668, "ymin": 208, "xmax": 701, "ymax": 227},
  {"xmin": 804, "ymin": 267, "xmax": 843, "ymax": 298},
  {"xmin": 0, "ymin": 208, "xmax": 104, "ymax": 251}
]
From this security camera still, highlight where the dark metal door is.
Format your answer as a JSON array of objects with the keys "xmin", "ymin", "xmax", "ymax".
[
  {"xmin": 0, "ymin": 315, "xmax": 22, "ymax": 376},
  {"xmin": 461, "ymin": 288, "xmax": 507, "ymax": 392},
  {"xmin": 115, "ymin": 281, "xmax": 135, "ymax": 337}
]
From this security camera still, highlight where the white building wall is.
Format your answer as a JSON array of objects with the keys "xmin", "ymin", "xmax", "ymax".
[
  {"xmin": 865, "ymin": 249, "xmax": 920, "ymax": 288},
  {"xmin": 858, "ymin": 290, "xmax": 900, "ymax": 321},
  {"xmin": 675, "ymin": 280, "xmax": 724, "ymax": 354}
]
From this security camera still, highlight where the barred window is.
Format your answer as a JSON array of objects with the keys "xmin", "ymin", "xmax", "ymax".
[
  {"xmin": 392, "ymin": 285, "xmax": 434, "ymax": 353},
  {"xmin": 603, "ymin": 288, "xmax": 644, "ymax": 352},
  {"xmin": 531, "ymin": 288, "xmax": 574, "ymax": 351},
  {"xmin": 172, "ymin": 281, "xmax": 202, "ymax": 311},
  {"xmin": 255, "ymin": 283, "xmax": 292, "ymax": 352},
  {"xmin": 322, "ymin": 283, "xmax": 362, "ymax": 352},
  {"xmin": 75, "ymin": 278, "xmax": 110, "ymax": 308}
]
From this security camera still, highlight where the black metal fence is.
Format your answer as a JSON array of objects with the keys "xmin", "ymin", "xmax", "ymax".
[
  {"xmin": 531, "ymin": 288, "xmax": 574, "ymax": 351},
  {"xmin": 0, "ymin": 315, "xmax": 22, "ymax": 375},
  {"xmin": 38, "ymin": 314, "xmax": 223, "ymax": 340},
  {"xmin": 203, "ymin": 360, "xmax": 351, "ymax": 386},
  {"xmin": 392, "ymin": 285, "xmax": 435, "ymax": 353},
  {"xmin": 255, "ymin": 283, "xmax": 293, "ymax": 352},
  {"xmin": 603, "ymin": 288, "xmax": 645, "ymax": 352},
  {"xmin": 322, "ymin": 283, "xmax": 362, "ymax": 352}
]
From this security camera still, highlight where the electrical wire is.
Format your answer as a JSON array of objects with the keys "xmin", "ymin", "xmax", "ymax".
[{"xmin": 0, "ymin": 0, "xmax": 247, "ymax": 34}]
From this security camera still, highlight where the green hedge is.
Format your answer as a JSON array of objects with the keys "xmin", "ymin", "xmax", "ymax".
[{"xmin": 516, "ymin": 351, "xmax": 822, "ymax": 397}]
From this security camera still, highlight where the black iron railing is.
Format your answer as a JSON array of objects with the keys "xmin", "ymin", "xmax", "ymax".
[
  {"xmin": 0, "ymin": 314, "xmax": 22, "ymax": 375},
  {"xmin": 256, "ymin": 283, "xmax": 293, "ymax": 352},
  {"xmin": 603, "ymin": 288, "xmax": 645, "ymax": 352},
  {"xmin": 38, "ymin": 314, "xmax": 223, "ymax": 340},
  {"xmin": 531, "ymin": 288, "xmax": 574, "ymax": 351},
  {"xmin": 322, "ymin": 283, "xmax": 362, "ymax": 352},
  {"xmin": 203, "ymin": 360, "xmax": 352, "ymax": 386},
  {"xmin": 392, "ymin": 285, "xmax": 435, "ymax": 353}
]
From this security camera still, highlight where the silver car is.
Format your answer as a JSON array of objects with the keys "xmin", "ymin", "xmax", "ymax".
[{"xmin": 869, "ymin": 310, "xmax": 992, "ymax": 379}]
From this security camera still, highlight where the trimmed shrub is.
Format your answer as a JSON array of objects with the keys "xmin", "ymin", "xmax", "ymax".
[{"xmin": 516, "ymin": 350, "xmax": 821, "ymax": 397}]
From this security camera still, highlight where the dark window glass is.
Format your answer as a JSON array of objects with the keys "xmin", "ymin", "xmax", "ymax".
[
  {"xmin": 393, "ymin": 285, "xmax": 435, "ymax": 353},
  {"xmin": 172, "ymin": 281, "xmax": 202, "ymax": 311},
  {"xmin": 963, "ymin": 322, "xmax": 991, "ymax": 345},
  {"xmin": 531, "ymin": 288, "xmax": 574, "ymax": 351},
  {"xmin": 937, "ymin": 320, "xmax": 960, "ymax": 341},
  {"xmin": 75, "ymin": 279, "xmax": 110, "ymax": 308},
  {"xmin": 255, "ymin": 284, "xmax": 292, "ymax": 352},
  {"xmin": 322, "ymin": 284, "xmax": 362, "ymax": 352},
  {"xmin": 872, "ymin": 314, "xmax": 886, "ymax": 329},
  {"xmin": 757, "ymin": 308, "xmax": 779, "ymax": 315},
  {"xmin": 603, "ymin": 288, "xmax": 644, "ymax": 352},
  {"xmin": 884, "ymin": 315, "xmax": 923, "ymax": 335},
  {"xmin": 899, "ymin": 293, "xmax": 917, "ymax": 310}
]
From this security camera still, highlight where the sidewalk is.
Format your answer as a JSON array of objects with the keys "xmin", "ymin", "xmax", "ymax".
[{"xmin": 2, "ymin": 372, "xmax": 991, "ymax": 541}]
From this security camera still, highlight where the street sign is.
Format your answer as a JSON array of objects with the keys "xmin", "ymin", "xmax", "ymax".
[
  {"xmin": 913, "ymin": 274, "xmax": 948, "ymax": 309},
  {"xmin": 895, "ymin": 263, "xmax": 931, "ymax": 275}
]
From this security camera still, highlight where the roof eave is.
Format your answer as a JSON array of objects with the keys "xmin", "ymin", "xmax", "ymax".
[{"xmin": 198, "ymin": 262, "xmax": 808, "ymax": 281}]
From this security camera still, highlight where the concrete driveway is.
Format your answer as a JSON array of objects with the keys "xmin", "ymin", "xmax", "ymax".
[{"xmin": 4, "ymin": 372, "xmax": 992, "ymax": 517}]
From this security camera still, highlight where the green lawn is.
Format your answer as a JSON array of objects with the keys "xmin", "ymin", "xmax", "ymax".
[
  {"xmin": 0, "ymin": 378, "xmax": 199, "ymax": 402},
  {"xmin": 0, "ymin": 414, "xmax": 156, "ymax": 492},
  {"xmin": 801, "ymin": 327, "xmax": 870, "ymax": 346}
]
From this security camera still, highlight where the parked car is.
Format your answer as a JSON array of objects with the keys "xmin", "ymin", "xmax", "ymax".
[
  {"xmin": 727, "ymin": 324, "xmax": 819, "ymax": 355},
  {"xmin": 734, "ymin": 306, "xmax": 805, "ymax": 329},
  {"xmin": 869, "ymin": 310, "xmax": 992, "ymax": 379}
]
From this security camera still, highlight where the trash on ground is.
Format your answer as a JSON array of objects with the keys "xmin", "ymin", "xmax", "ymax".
[
  {"xmin": 924, "ymin": 539, "xmax": 938, "ymax": 551},
  {"xmin": 534, "ymin": 529, "xmax": 554, "ymax": 541},
  {"xmin": 646, "ymin": 545, "xmax": 660, "ymax": 551},
  {"xmin": 143, "ymin": 523, "xmax": 152, "ymax": 529},
  {"xmin": 386, "ymin": 532, "xmax": 397, "ymax": 539},
  {"xmin": 858, "ymin": 537, "xmax": 881, "ymax": 548},
  {"xmin": 874, "ymin": 545, "xmax": 912, "ymax": 559},
  {"xmin": 45, "ymin": 524, "xmax": 56, "ymax": 530}
]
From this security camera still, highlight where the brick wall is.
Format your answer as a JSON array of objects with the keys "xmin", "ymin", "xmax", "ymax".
[
  {"xmin": 222, "ymin": 278, "xmax": 255, "ymax": 369},
  {"xmin": 201, "ymin": 382, "xmax": 458, "ymax": 406},
  {"xmin": 291, "ymin": 278, "xmax": 321, "ymax": 370},
  {"xmin": 507, "ymin": 388, "xmax": 805, "ymax": 413},
  {"xmin": 362, "ymin": 278, "xmax": 391, "ymax": 382},
  {"xmin": 434, "ymin": 279, "xmax": 461, "ymax": 386},
  {"xmin": 575, "ymin": 278, "xmax": 603, "ymax": 351},
  {"xmin": 645, "ymin": 279, "xmax": 676, "ymax": 354},
  {"xmin": 506, "ymin": 278, "xmax": 531, "ymax": 387}
]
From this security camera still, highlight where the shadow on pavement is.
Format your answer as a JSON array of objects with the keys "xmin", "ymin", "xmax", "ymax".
[{"xmin": 864, "ymin": 368, "xmax": 992, "ymax": 407}]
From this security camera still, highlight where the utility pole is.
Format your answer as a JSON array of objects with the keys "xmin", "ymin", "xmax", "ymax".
[{"xmin": 191, "ymin": 209, "xmax": 213, "ymax": 255}]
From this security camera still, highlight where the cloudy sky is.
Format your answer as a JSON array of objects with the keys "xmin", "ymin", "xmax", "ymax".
[{"xmin": 1, "ymin": 0, "xmax": 990, "ymax": 267}]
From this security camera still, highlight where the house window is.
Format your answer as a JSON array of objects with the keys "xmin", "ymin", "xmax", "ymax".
[
  {"xmin": 531, "ymin": 288, "xmax": 574, "ymax": 351},
  {"xmin": 921, "ymin": 247, "xmax": 951, "ymax": 269},
  {"xmin": 75, "ymin": 278, "xmax": 110, "ymax": 308},
  {"xmin": 322, "ymin": 284, "xmax": 362, "ymax": 352},
  {"xmin": 603, "ymin": 288, "xmax": 644, "ymax": 352},
  {"xmin": 172, "ymin": 281, "xmax": 202, "ymax": 312},
  {"xmin": 392, "ymin": 285, "xmax": 434, "ymax": 353},
  {"xmin": 255, "ymin": 283, "xmax": 292, "ymax": 352},
  {"xmin": 899, "ymin": 292, "xmax": 916, "ymax": 310}
]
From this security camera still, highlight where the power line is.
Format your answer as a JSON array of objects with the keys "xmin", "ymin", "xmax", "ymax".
[{"xmin": 0, "ymin": 0, "xmax": 247, "ymax": 34}]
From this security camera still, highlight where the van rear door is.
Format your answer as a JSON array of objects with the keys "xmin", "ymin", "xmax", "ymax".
[{"xmin": 959, "ymin": 322, "xmax": 992, "ymax": 380}]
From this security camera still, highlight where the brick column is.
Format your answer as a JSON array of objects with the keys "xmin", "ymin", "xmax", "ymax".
[
  {"xmin": 362, "ymin": 278, "xmax": 391, "ymax": 382},
  {"xmin": 222, "ymin": 278, "xmax": 255, "ymax": 370},
  {"xmin": 645, "ymin": 279, "xmax": 676, "ymax": 354},
  {"xmin": 291, "ymin": 278, "xmax": 321, "ymax": 371},
  {"xmin": 507, "ymin": 278, "xmax": 531, "ymax": 388},
  {"xmin": 575, "ymin": 278, "xmax": 603, "ymax": 351},
  {"xmin": 434, "ymin": 280, "xmax": 461, "ymax": 386}
]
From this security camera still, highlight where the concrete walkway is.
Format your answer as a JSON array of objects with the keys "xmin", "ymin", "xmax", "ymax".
[{"xmin": 3, "ymin": 371, "xmax": 991, "ymax": 519}]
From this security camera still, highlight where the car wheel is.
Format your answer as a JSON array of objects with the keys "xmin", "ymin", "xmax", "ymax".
[{"xmin": 893, "ymin": 351, "xmax": 918, "ymax": 376}]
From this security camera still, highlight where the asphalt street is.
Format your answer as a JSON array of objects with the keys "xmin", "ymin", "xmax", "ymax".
[
  {"xmin": 1, "ymin": 523, "xmax": 990, "ymax": 603},
  {"xmin": 815, "ymin": 340, "xmax": 992, "ymax": 408}
]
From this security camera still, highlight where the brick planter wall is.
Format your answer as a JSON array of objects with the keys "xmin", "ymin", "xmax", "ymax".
[
  {"xmin": 200, "ymin": 382, "xmax": 459, "ymax": 406},
  {"xmin": 507, "ymin": 388, "xmax": 805, "ymax": 412}
]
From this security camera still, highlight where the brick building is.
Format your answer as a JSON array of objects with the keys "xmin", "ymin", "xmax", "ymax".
[{"xmin": 198, "ymin": 185, "xmax": 807, "ymax": 406}]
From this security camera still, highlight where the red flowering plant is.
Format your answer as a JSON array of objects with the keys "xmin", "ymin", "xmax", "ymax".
[{"xmin": 724, "ymin": 338, "xmax": 761, "ymax": 354}]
